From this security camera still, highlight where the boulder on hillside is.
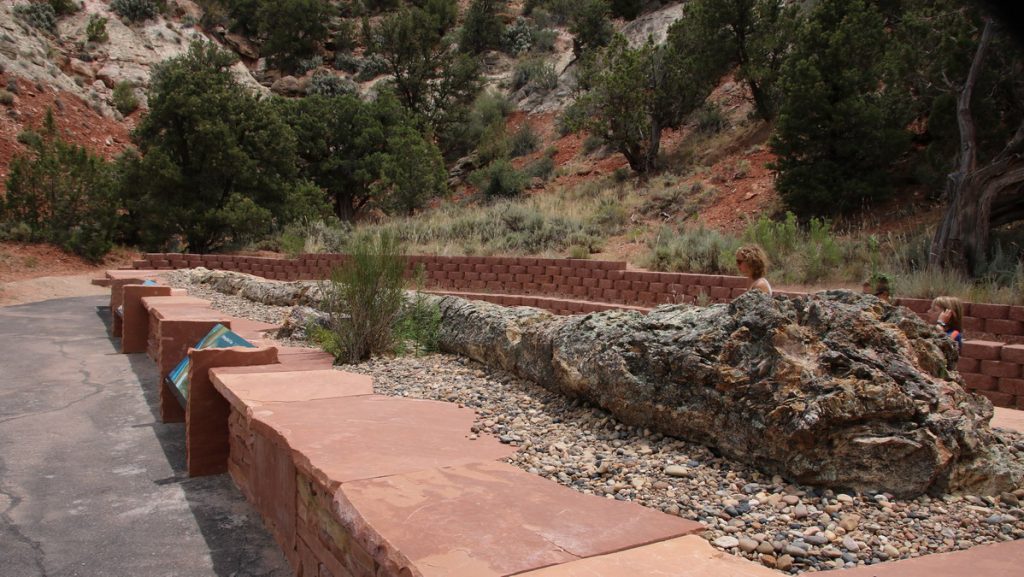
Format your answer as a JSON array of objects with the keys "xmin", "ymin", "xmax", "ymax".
[
  {"xmin": 224, "ymin": 32, "xmax": 259, "ymax": 60},
  {"xmin": 432, "ymin": 290, "xmax": 1024, "ymax": 497},
  {"xmin": 270, "ymin": 75, "xmax": 303, "ymax": 97},
  {"xmin": 96, "ymin": 63, "xmax": 149, "ymax": 89}
]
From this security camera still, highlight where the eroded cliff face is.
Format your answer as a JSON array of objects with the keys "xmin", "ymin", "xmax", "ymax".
[{"xmin": 434, "ymin": 290, "xmax": 1023, "ymax": 497}]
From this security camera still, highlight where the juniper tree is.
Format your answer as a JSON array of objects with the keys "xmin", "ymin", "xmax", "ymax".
[
  {"xmin": 674, "ymin": 0, "xmax": 795, "ymax": 121},
  {"xmin": 126, "ymin": 42, "xmax": 300, "ymax": 252},
  {"xmin": 572, "ymin": 35, "xmax": 706, "ymax": 173},
  {"xmin": 770, "ymin": 0, "xmax": 909, "ymax": 216}
]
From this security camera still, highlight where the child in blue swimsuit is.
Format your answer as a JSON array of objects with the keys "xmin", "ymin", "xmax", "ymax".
[{"xmin": 929, "ymin": 296, "xmax": 963, "ymax": 352}]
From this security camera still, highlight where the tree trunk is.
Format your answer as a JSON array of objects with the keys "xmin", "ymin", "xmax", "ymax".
[
  {"xmin": 934, "ymin": 140, "xmax": 1024, "ymax": 273},
  {"xmin": 930, "ymin": 19, "xmax": 1003, "ymax": 274}
]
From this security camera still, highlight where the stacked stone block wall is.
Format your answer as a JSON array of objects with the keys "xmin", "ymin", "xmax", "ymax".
[{"xmin": 134, "ymin": 253, "xmax": 1024, "ymax": 408}]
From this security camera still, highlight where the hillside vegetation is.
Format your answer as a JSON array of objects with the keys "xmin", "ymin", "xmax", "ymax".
[{"xmin": 0, "ymin": 0, "xmax": 1021, "ymax": 302}]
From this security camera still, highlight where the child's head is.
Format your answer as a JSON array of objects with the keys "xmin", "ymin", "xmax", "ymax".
[
  {"xmin": 930, "ymin": 296, "xmax": 963, "ymax": 331},
  {"xmin": 735, "ymin": 245, "xmax": 768, "ymax": 279}
]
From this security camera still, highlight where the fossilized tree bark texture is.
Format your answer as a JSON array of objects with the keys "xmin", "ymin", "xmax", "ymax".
[{"xmin": 434, "ymin": 290, "xmax": 1022, "ymax": 497}]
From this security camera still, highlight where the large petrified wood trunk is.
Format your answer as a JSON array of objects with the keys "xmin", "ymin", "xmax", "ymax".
[{"xmin": 433, "ymin": 290, "xmax": 1023, "ymax": 497}]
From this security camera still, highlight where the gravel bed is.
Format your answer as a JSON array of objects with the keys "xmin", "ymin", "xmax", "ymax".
[
  {"xmin": 164, "ymin": 271, "xmax": 310, "ymax": 346},
  {"xmin": 164, "ymin": 270, "xmax": 292, "ymax": 325},
  {"xmin": 172, "ymin": 273, "xmax": 1024, "ymax": 573}
]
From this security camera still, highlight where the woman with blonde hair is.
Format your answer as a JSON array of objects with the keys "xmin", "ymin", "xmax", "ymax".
[
  {"xmin": 930, "ymin": 296, "xmax": 963, "ymax": 352},
  {"xmin": 735, "ymin": 245, "xmax": 772, "ymax": 295}
]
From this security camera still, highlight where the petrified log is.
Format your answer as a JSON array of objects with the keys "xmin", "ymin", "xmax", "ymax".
[
  {"xmin": 182, "ymin": 268, "xmax": 323, "ymax": 306},
  {"xmin": 432, "ymin": 290, "xmax": 1023, "ymax": 497}
]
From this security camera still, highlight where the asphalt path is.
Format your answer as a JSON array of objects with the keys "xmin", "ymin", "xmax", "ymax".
[{"xmin": 0, "ymin": 296, "xmax": 291, "ymax": 577}]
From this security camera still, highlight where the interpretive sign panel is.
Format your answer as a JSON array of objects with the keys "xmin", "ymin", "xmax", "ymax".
[{"xmin": 166, "ymin": 323, "xmax": 255, "ymax": 407}]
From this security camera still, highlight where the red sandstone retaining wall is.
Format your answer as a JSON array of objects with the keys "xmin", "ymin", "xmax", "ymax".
[{"xmin": 133, "ymin": 253, "xmax": 1024, "ymax": 409}]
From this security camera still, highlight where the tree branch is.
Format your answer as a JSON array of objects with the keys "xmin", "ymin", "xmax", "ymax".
[{"xmin": 954, "ymin": 18, "xmax": 994, "ymax": 177}]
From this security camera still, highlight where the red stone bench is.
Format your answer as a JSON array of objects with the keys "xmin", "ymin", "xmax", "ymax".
[
  {"xmin": 92, "ymin": 268, "xmax": 165, "ymax": 289},
  {"xmin": 139, "ymin": 297, "xmax": 237, "ymax": 422},
  {"xmin": 118, "ymin": 284, "xmax": 188, "ymax": 352},
  {"xmin": 211, "ymin": 367, "xmax": 373, "ymax": 557},
  {"xmin": 182, "ymin": 346, "xmax": 280, "ymax": 477},
  {"xmin": 99, "ymin": 270, "xmax": 167, "ymax": 337}
]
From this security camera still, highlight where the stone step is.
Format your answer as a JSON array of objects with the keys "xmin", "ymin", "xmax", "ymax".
[
  {"xmin": 992, "ymin": 406, "xmax": 1024, "ymax": 433},
  {"xmin": 335, "ymin": 460, "xmax": 705, "ymax": 577},
  {"xmin": 517, "ymin": 535, "xmax": 779, "ymax": 577},
  {"xmin": 239, "ymin": 394, "xmax": 515, "ymax": 488},
  {"xmin": 813, "ymin": 538, "xmax": 1024, "ymax": 577},
  {"xmin": 210, "ymin": 368, "xmax": 372, "ymax": 410}
]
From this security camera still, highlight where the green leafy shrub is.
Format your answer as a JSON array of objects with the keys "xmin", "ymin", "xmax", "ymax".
[
  {"xmin": 296, "ymin": 55, "xmax": 324, "ymax": 75},
  {"xmin": 0, "ymin": 221, "xmax": 34, "ymax": 242},
  {"xmin": 333, "ymin": 52, "xmax": 360, "ymax": 73},
  {"xmin": 459, "ymin": 0, "xmax": 504, "ymax": 54},
  {"xmin": 557, "ymin": 100, "xmax": 586, "ymax": 136},
  {"xmin": 434, "ymin": 89, "xmax": 511, "ymax": 161},
  {"xmin": 316, "ymin": 231, "xmax": 407, "ymax": 363},
  {"xmin": 49, "ymin": 0, "xmax": 79, "ymax": 16},
  {"xmin": 86, "ymin": 13, "xmax": 109, "ymax": 43},
  {"xmin": 502, "ymin": 16, "xmax": 534, "ymax": 54},
  {"xmin": 354, "ymin": 54, "xmax": 387, "ymax": 81},
  {"xmin": 0, "ymin": 90, "xmax": 14, "ymax": 106},
  {"xmin": 744, "ymin": 211, "xmax": 799, "ymax": 257},
  {"xmin": 256, "ymin": 0, "xmax": 330, "ymax": 72},
  {"xmin": 393, "ymin": 274, "xmax": 442, "ymax": 356},
  {"xmin": 522, "ymin": 155, "xmax": 555, "ymax": 181},
  {"xmin": 16, "ymin": 130, "xmax": 42, "ymax": 147},
  {"xmin": 111, "ymin": 0, "xmax": 159, "ymax": 22},
  {"xmin": 307, "ymin": 72, "xmax": 354, "ymax": 96},
  {"xmin": 112, "ymin": 81, "xmax": 139, "ymax": 115},
  {"xmin": 569, "ymin": 244, "xmax": 590, "ymax": 259},
  {"xmin": 695, "ymin": 102, "xmax": 728, "ymax": 134},
  {"xmin": 742, "ymin": 212, "xmax": 844, "ymax": 284},
  {"xmin": 582, "ymin": 133, "xmax": 603, "ymax": 154},
  {"xmin": 279, "ymin": 218, "xmax": 350, "ymax": 257},
  {"xmin": 609, "ymin": 0, "xmax": 642, "ymax": 20},
  {"xmin": 568, "ymin": 0, "xmax": 613, "ymax": 56},
  {"xmin": 221, "ymin": 193, "xmax": 274, "ymax": 247},
  {"xmin": 511, "ymin": 57, "xmax": 558, "ymax": 95},
  {"xmin": 470, "ymin": 159, "xmax": 527, "ymax": 199},
  {"xmin": 538, "ymin": 0, "xmax": 574, "ymax": 25},
  {"xmin": 509, "ymin": 125, "xmax": 539, "ymax": 158},
  {"xmin": 645, "ymin": 225, "xmax": 739, "ymax": 274},
  {"xmin": 334, "ymin": 19, "xmax": 356, "ymax": 53},
  {"xmin": 475, "ymin": 122, "xmax": 509, "ymax": 165},
  {"xmin": 531, "ymin": 28, "xmax": 558, "ymax": 52},
  {"xmin": 14, "ymin": 3, "xmax": 57, "ymax": 34},
  {"xmin": 590, "ymin": 196, "xmax": 627, "ymax": 231},
  {"xmin": 2, "ymin": 114, "xmax": 118, "ymax": 262},
  {"xmin": 376, "ymin": 126, "xmax": 448, "ymax": 215}
]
